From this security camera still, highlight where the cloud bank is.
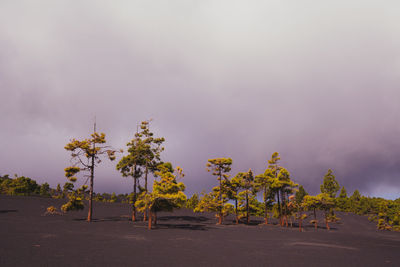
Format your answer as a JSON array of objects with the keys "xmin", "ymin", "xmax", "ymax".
[{"xmin": 1, "ymin": 0, "xmax": 399, "ymax": 198}]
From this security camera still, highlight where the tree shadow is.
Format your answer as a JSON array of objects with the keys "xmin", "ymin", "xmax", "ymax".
[
  {"xmin": 302, "ymin": 224, "xmax": 338, "ymax": 231},
  {"xmin": 73, "ymin": 216, "xmax": 129, "ymax": 222},
  {"xmin": 153, "ymin": 223, "xmax": 209, "ymax": 231},
  {"xmin": 157, "ymin": 215, "xmax": 210, "ymax": 223},
  {"xmin": 243, "ymin": 219, "xmax": 264, "ymax": 226},
  {"xmin": 151, "ymin": 215, "xmax": 214, "ymax": 230},
  {"xmin": 0, "ymin": 209, "xmax": 17, "ymax": 213}
]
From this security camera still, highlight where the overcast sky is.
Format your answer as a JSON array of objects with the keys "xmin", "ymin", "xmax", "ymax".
[{"xmin": 1, "ymin": 0, "xmax": 399, "ymax": 198}]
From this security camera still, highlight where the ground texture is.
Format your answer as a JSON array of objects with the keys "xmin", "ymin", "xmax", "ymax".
[{"xmin": 1, "ymin": 195, "xmax": 400, "ymax": 266}]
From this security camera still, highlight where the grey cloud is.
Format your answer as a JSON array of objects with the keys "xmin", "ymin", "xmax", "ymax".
[{"xmin": 1, "ymin": 0, "xmax": 400, "ymax": 198}]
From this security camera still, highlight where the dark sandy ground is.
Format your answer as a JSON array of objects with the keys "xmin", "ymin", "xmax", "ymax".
[{"xmin": 1, "ymin": 195, "xmax": 399, "ymax": 267}]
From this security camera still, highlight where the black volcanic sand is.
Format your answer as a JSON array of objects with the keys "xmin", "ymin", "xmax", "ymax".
[{"xmin": 1, "ymin": 195, "xmax": 400, "ymax": 267}]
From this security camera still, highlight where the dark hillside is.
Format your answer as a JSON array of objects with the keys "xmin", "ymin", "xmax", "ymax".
[{"xmin": 1, "ymin": 195, "xmax": 399, "ymax": 266}]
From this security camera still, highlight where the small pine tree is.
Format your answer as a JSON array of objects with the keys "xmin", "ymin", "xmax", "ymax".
[
  {"xmin": 110, "ymin": 192, "xmax": 117, "ymax": 203},
  {"xmin": 206, "ymin": 158, "xmax": 233, "ymax": 224},
  {"xmin": 145, "ymin": 163, "xmax": 187, "ymax": 229},
  {"xmin": 295, "ymin": 185, "xmax": 308, "ymax": 204},
  {"xmin": 61, "ymin": 185, "xmax": 87, "ymax": 212},
  {"xmin": 320, "ymin": 169, "xmax": 340, "ymax": 198},
  {"xmin": 39, "ymin": 182, "xmax": 51, "ymax": 197},
  {"xmin": 186, "ymin": 193, "xmax": 200, "ymax": 211},
  {"xmin": 336, "ymin": 186, "xmax": 349, "ymax": 211},
  {"xmin": 302, "ymin": 195, "xmax": 321, "ymax": 229}
]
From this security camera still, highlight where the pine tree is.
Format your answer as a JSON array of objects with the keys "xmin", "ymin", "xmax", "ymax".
[
  {"xmin": 320, "ymin": 169, "xmax": 340, "ymax": 198},
  {"xmin": 295, "ymin": 185, "xmax": 308, "ymax": 204},
  {"xmin": 317, "ymin": 193, "xmax": 335, "ymax": 230},
  {"xmin": 302, "ymin": 195, "xmax": 321, "ymax": 229},
  {"xmin": 136, "ymin": 120, "xmax": 165, "ymax": 221},
  {"xmin": 294, "ymin": 185, "xmax": 308, "ymax": 231},
  {"xmin": 229, "ymin": 173, "xmax": 244, "ymax": 224},
  {"xmin": 206, "ymin": 158, "xmax": 233, "ymax": 224},
  {"xmin": 39, "ymin": 182, "xmax": 51, "ymax": 197},
  {"xmin": 145, "ymin": 163, "xmax": 187, "ymax": 229},
  {"xmin": 349, "ymin": 190, "xmax": 362, "ymax": 213},
  {"xmin": 64, "ymin": 122, "xmax": 117, "ymax": 221},
  {"xmin": 267, "ymin": 152, "xmax": 284, "ymax": 224},
  {"xmin": 194, "ymin": 189, "xmax": 234, "ymax": 222},
  {"xmin": 186, "ymin": 193, "xmax": 200, "ymax": 211},
  {"xmin": 110, "ymin": 192, "xmax": 117, "ymax": 203},
  {"xmin": 255, "ymin": 168, "xmax": 274, "ymax": 224},
  {"xmin": 237, "ymin": 169, "xmax": 256, "ymax": 224},
  {"xmin": 61, "ymin": 184, "xmax": 87, "ymax": 212},
  {"xmin": 56, "ymin": 183, "xmax": 62, "ymax": 198},
  {"xmin": 336, "ymin": 186, "xmax": 349, "ymax": 211},
  {"xmin": 116, "ymin": 127, "xmax": 147, "ymax": 221}
]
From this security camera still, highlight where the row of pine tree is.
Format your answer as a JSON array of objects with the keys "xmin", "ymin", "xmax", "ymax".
[{"xmin": 1, "ymin": 120, "xmax": 399, "ymax": 231}]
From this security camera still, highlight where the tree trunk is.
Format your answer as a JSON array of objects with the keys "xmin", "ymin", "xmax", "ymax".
[
  {"xmin": 87, "ymin": 121, "xmax": 96, "ymax": 223},
  {"xmin": 299, "ymin": 215, "xmax": 302, "ymax": 232},
  {"xmin": 314, "ymin": 208, "xmax": 317, "ymax": 229},
  {"xmin": 235, "ymin": 198, "xmax": 239, "ymax": 224},
  {"xmin": 264, "ymin": 186, "xmax": 268, "ymax": 225},
  {"xmin": 283, "ymin": 192, "xmax": 288, "ymax": 227},
  {"xmin": 277, "ymin": 191, "xmax": 282, "ymax": 226},
  {"xmin": 325, "ymin": 211, "xmax": 330, "ymax": 230},
  {"xmin": 218, "ymin": 170, "xmax": 222, "ymax": 225},
  {"xmin": 87, "ymin": 155, "xmax": 95, "ymax": 222},
  {"xmin": 143, "ymin": 163, "xmax": 148, "ymax": 222},
  {"xmin": 148, "ymin": 211, "xmax": 152, "ymax": 230},
  {"xmin": 132, "ymin": 165, "xmax": 137, "ymax": 222},
  {"xmin": 246, "ymin": 191, "xmax": 249, "ymax": 224}
]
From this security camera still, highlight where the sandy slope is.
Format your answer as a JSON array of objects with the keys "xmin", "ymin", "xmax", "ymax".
[{"xmin": 1, "ymin": 195, "xmax": 399, "ymax": 267}]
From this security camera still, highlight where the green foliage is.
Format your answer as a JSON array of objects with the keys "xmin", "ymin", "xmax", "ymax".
[
  {"xmin": 320, "ymin": 169, "xmax": 340, "ymax": 198},
  {"xmin": 339, "ymin": 186, "xmax": 347, "ymax": 198},
  {"xmin": 116, "ymin": 120, "xmax": 166, "ymax": 222},
  {"xmin": 136, "ymin": 164, "xmax": 187, "ymax": 215},
  {"xmin": 336, "ymin": 186, "xmax": 349, "ymax": 211},
  {"xmin": 194, "ymin": 190, "xmax": 234, "ymax": 219},
  {"xmin": 64, "ymin": 127, "xmax": 118, "ymax": 220},
  {"xmin": 64, "ymin": 167, "xmax": 80, "ymax": 182},
  {"xmin": 63, "ymin": 182, "xmax": 74, "ymax": 192},
  {"xmin": 302, "ymin": 195, "xmax": 320, "ymax": 212},
  {"xmin": 39, "ymin": 182, "xmax": 51, "ymax": 197},
  {"xmin": 186, "ymin": 193, "xmax": 200, "ymax": 211},
  {"xmin": 235, "ymin": 169, "xmax": 260, "ymax": 222},
  {"xmin": 295, "ymin": 185, "xmax": 308, "ymax": 205},
  {"xmin": 61, "ymin": 185, "xmax": 87, "ymax": 212},
  {"xmin": 64, "ymin": 131, "xmax": 116, "ymax": 181},
  {"xmin": 0, "ymin": 175, "xmax": 40, "ymax": 196},
  {"xmin": 206, "ymin": 158, "xmax": 233, "ymax": 182},
  {"xmin": 110, "ymin": 192, "xmax": 117, "ymax": 203},
  {"xmin": 206, "ymin": 158, "xmax": 233, "ymax": 223}
]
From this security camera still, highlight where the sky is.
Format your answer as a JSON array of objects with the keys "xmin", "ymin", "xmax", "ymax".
[{"xmin": 1, "ymin": 0, "xmax": 400, "ymax": 199}]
